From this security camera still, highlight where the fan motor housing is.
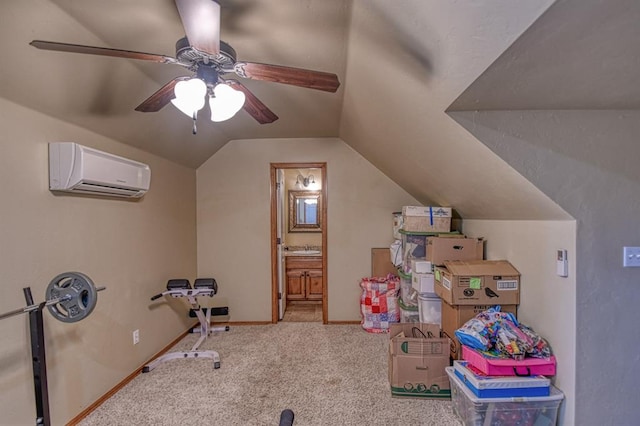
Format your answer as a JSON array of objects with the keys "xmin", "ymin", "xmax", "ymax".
[{"xmin": 175, "ymin": 37, "xmax": 237, "ymax": 72}]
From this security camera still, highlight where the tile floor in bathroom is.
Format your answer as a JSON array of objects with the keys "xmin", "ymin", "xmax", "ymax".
[{"xmin": 281, "ymin": 301, "xmax": 322, "ymax": 322}]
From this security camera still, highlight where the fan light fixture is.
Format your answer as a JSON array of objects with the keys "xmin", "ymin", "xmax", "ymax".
[
  {"xmin": 209, "ymin": 84, "xmax": 246, "ymax": 122},
  {"xmin": 171, "ymin": 77, "xmax": 246, "ymax": 126},
  {"xmin": 171, "ymin": 78, "xmax": 207, "ymax": 118},
  {"xmin": 30, "ymin": 0, "xmax": 342, "ymax": 130}
]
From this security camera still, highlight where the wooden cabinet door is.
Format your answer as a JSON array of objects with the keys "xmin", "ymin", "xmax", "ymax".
[
  {"xmin": 286, "ymin": 269, "xmax": 306, "ymax": 300},
  {"xmin": 305, "ymin": 269, "xmax": 323, "ymax": 300}
]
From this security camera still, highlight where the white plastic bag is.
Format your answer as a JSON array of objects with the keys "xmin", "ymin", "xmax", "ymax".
[{"xmin": 390, "ymin": 239, "xmax": 403, "ymax": 267}]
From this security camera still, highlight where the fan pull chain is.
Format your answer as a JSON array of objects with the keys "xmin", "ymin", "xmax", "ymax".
[{"xmin": 192, "ymin": 111, "xmax": 198, "ymax": 135}]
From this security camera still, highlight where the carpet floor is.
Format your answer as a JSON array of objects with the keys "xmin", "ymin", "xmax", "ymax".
[{"xmin": 79, "ymin": 323, "xmax": 461, "ymax": 426}]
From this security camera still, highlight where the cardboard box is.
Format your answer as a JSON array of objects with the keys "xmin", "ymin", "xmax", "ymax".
[
  {"xmin": 371, "ymin": 248, "xmax": 398, "ymax": 277},
  {"xmin": 402, "ymin": 206, "xmax": 452, "ymax": 233},
  {"xmin": 400, "ymin": 231, "xmax": 463, "ymax": 274},
  {"xmin": 434, "ymin": 260, "xmax": 520, "ymax": 306},
  {"xmin": 440, "ymin": 301, "xmax": 517, "ymax": 359},
  {"xmin": 426, "ymin": 236, "xmax": 484, "ymax": 266},
  {"xmin": 388, "ymin": 323, "xmax": 451, "ymax": 399}
]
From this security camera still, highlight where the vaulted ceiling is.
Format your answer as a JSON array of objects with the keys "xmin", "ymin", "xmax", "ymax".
[
  {"xmin": 1, "ymin": 0, "xmax": 350, "ymax": 167},
  {"xmin": 2, "ymin": 0, "xmax": 634, "ymax": 220}
]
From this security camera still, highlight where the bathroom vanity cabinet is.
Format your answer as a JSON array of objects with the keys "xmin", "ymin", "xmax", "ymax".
[{"xmin": 285, "ymin": 256, "xmax": 323, "ymax": 301}]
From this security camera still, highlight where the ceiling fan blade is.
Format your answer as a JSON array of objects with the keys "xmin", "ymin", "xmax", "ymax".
[
  {"xmin": 135, "ymin": 78, "xmax": 185, "ymax": 112},
  {"xmin": 175, "ymin": 0, "xmax": 220, "ymax": 56},
  {"xmin": 30, "ymin": 40, "xmax": 176, "ymax": 64},
  {"xmin": 234, "ymin": 62, "xmax": 341, "ymax": 93},
  {"xmin": 228, "ymin": 80, "xmax": 278, "ymax": 124}
]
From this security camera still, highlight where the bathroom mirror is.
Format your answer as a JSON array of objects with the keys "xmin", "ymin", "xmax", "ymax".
[{"xmin": 288, "ymin": 190, "xmax": 322, "ymax": 232}]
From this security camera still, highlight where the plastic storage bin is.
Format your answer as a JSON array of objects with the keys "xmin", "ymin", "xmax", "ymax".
[
  {"xmin": 446, "ymin": 367, "xmax": 563, "ymax": 426},
  {"xmin": 398, "ymin": 297, "xmax": 420, "ymax": 323},
  {"xmin": 418, "ymin": 294, "xmax": 441, "ymax": 325},
  {"xmin": 400, "ymin": 229, "xmax": 460, "ymax": 274},
  {"xmin": 400, "ymin": 230, "xmax": 430, "ymax": 274},
  {"xmin": 453, "ymin": 360, "xmax": 550, "ymax": 398},
  {"xmin": 393, "ymin": 211, "xmax": 403, "ymax": 239},
  {"xmin": 398, "ymin": 269, "xmax": 418, "ymax": 307}
]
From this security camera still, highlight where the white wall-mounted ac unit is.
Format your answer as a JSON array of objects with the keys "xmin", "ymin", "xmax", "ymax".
[{"xmin": 49, "ymin": 142, "xmax": 151, "ymax": 198}]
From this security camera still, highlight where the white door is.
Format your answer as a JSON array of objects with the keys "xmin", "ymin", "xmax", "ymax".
[{"xmin": 277, "ymin": 169, "xmax": 286, "ymax": 319}]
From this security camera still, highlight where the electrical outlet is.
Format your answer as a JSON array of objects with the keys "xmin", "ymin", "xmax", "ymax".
[
  {"xmin": 132, "ymin": 329, "xmax": 140, "ymax": 345},
  {"xmin": 623, "ymin": 247, "xmax": 640, "ymax": 267}
]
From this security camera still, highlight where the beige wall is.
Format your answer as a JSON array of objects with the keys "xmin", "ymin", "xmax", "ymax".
[
  {"xmin": 196, "ymin": 138, "xmax": 419, "ymax": 321},
  {"xmin": 462, "ymin": 220, "xmax": 576, "ymax": 426},
  {"xmin": 0, "ymin": 98, "xmax": 197, "ymax": 425}
]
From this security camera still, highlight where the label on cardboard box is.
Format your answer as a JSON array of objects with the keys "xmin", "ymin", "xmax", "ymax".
[
  {"xmin": 497, "ymin": 280, "xmax": 518, "ymax": 290},
  {"xmin": 469, "ymin": 277, "xmax": 481, "ymax": 289},
  {"xmin": 442, "ymin": 276, "xmax": 451, "ymax": 290}
]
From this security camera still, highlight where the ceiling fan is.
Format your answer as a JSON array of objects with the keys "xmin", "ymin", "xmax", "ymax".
[{"xmin": 29, "ymin": 0, "xmax": 340, "ymax": 129}]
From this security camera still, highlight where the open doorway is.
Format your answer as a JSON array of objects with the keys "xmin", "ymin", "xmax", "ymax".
[{"xmin": 270, "ymin": 163, "xmax": 327, "ymax": 324}]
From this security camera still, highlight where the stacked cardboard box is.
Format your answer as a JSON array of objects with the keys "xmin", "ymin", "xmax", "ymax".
[
  {"xmin": 393, "ymin": 207, "xmax": 512, "ymax": 361},
  {"xmin": 426, "ymin": 236, "xmax": 484, "ymax": 266},
  {"xmin": 434, "ymin": 260, "xmax": 520, "ymax": 359},
  {"xmin": 417, "ymin": 236, "xmax": 485, "ymax": 357},
  {"xmin": 441, "ymin": 302, "xmax": 518, "ymax": 359},
  {"xmin": 388, "ymin": 323, "xmax": 451, "ymax": 399},
  {"xmin": 399, "ymin": 232, "xmax": 487, "ymax": 327},
  {"xmin": 402, "ymin": 206, "xmax": 452, "ymax": 233}
]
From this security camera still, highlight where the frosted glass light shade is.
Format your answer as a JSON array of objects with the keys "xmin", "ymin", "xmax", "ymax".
[
  {"xmin": 171, "ymin": 78, "xmax": 207, "ymax": 117},
  {"xmin": 209, "ymin": 84, "xmax": 246, "ymax": 122}
]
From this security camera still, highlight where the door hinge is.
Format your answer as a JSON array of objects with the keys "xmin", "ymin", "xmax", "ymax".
[
  {"xmin": 276, "ymin": 182, "xmax": 281, "ymax": 189},
  {"xmin": 277, "ymin": 237, "xmax": 281, "ymax": 245},
  {"xmin": 278, "ymin": 292, "xmax": 282, "ymax": 300}
]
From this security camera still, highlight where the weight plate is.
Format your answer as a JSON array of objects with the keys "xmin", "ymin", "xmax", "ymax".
[{"xmin": 45, "ymin": 272, "xmax": 98, "ymax": 323}]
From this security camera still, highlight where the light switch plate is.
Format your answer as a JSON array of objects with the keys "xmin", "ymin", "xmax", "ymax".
[{"xmin": 623, "ymin": 247, "xmax": 640, "ymax": 267}]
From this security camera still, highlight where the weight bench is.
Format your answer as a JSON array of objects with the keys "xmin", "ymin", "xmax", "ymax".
[{"xmin": 144, "ymin": 278, "xmax": 229, "ymax": 372}]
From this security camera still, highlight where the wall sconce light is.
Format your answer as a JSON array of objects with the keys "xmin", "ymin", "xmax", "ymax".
[{"xmin": 296, "ymin": 173, "xmax": 315, "ymax": 188}]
